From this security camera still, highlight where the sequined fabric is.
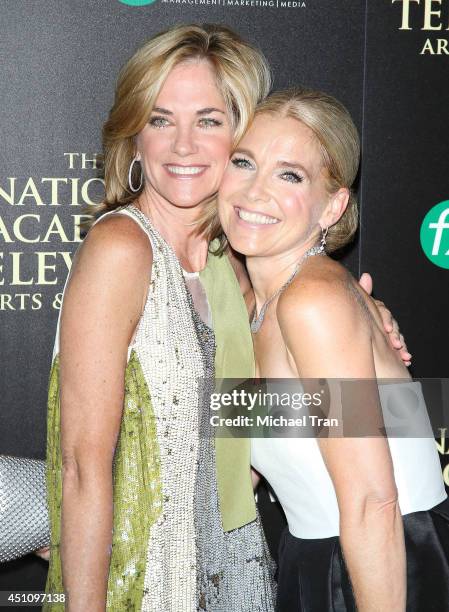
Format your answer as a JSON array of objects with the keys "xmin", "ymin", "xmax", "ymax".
[
  {"xmin": 128, "ymin": 206, "xmax": 206, "ymax": 612},
  {"xmin": 44, "ymin": 204, "xmax": 275, "ymax": 611},
  {"xmin": 0, "ymin": 456, "xmax": 49, "ymax": 562},
  {"xmin": 125, "ymin": 206, "xmax": 276, "ymax": 610},
  {"xmin": 108, "ymin": 350, "xmax": 163, "ymax": 610},
  {"xmin": 194, "ymin": 309, "xmax": 277, "ymax": 611}
]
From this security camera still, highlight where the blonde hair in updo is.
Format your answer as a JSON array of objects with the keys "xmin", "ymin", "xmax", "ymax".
[
  {"xmin": 255, "ymin": 88, "xmax": 360, "ymax": 252},
  {"xmin": 98, "ymin": 23, "xmax": 271, "ymax": 238}
]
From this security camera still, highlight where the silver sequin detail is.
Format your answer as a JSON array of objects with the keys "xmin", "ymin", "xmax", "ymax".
[
  {"xmin": 195, "ymin": 317, "xmax": 277, "ymax": 610},
  {"xmin": 110, "ymin": 206, "xmax": 275, "ymax": 611},
  {"xmin": 119, "ymin": 206, "xmax": 203, "ymax": 611},
  {"xmin": 0, "ymin": 456, "xmax": 49, "ymax": 562}
]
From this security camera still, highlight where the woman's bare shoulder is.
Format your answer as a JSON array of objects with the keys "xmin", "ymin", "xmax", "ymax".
[
  {"xmin": 83, "ymin": 212, "xmax": 153, "ymax": 263},
  {"xmin": 69, "ymin": 212, "xmax": 152, "ymax": 282},
  {"xmin": 65, "ymin": 212, "xmax": 153, "ymax": 313},
  {"xmin": 277, "ymin": 258, "xmax": 353, "ymax": 323},
  {"xmin": 276, "ymin": 258, "xmax": 374, "ymax": 378}
]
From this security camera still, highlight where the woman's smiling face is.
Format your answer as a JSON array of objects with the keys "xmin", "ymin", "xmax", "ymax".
[
  {"xmin": 136, "ymin": 60, "xmax": 233, "ymax": 209},
  {"xmin": 218, "ymin": 113, "xmax": 333, "ymax": 257}
]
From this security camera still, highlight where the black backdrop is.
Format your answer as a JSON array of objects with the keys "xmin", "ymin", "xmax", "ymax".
[{"xmin": 1, "ymin": 0, "xmax": 448, "ymax": 599}]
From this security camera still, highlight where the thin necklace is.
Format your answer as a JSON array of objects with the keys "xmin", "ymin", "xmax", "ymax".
[{"xmin": 250, "ymin": 244, "xmax": 325, "ymax": 333}]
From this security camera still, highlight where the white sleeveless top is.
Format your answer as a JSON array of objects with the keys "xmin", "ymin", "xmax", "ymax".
[{"xmin": 252, "ymin": 380, "xmax": 447, "ymax": 539}]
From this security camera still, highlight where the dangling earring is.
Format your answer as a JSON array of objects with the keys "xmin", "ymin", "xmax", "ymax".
[
  {"xmin": 128, "ymin": 156, "xmax": 143, "ymax": 193},
  {"xmin": 320, "ymin": 226, "xmax": 328, "ymax": 250}
]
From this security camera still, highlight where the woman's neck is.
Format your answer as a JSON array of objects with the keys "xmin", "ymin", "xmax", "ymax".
[
  {"xmin": 136, "ymin": 188, "xmax": 210, "ymax": 272},
  {"xmin": 246, "ymin": 237, "xmax": 320, "ymax": 310}
]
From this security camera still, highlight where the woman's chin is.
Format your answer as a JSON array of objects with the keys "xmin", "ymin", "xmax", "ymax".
[
  {"xmin": 163, "ymin": 187, "xmax": 214, "ymax": 209},
  {"xmin": 225, "ymin": 233, "xmax": 266, "ymax": 257}
]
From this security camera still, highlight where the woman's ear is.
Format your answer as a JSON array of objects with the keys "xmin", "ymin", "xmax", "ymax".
[{"xmin": 319, "ymin": 188, "xmax": 350, "ymax": 229}]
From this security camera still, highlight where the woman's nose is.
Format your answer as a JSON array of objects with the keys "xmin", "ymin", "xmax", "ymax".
[
  {"xmin": 171, "ymin": 126, "xmax": 198, "ymax": 157},
  {"xmin": 246, "ymin": 174, "xmax": 270, "ymax": 202}
]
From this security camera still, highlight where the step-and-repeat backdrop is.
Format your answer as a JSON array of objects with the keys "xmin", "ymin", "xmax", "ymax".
[{"xmin": 1, "ymin": 0, "xmax": 448, "ymax": 593}]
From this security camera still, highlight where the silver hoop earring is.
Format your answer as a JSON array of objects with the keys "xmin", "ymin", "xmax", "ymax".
[
  {"xmin": 128, "ymin": 156, "xmax": 143, "ymax": 193},
  {"xmin": 320, "ymin": 226, "xmax": 329, "ymax": 249}
]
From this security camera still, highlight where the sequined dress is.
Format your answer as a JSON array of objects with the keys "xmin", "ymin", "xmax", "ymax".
[{"xmin": 44, "ymin": 205, "xmax": 275, "ymax": 611}]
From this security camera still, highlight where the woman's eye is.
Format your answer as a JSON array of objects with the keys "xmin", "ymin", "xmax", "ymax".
[
  {"xmin": 280, "ymin": 171, "xmax": 303, "ymax": 184},
  {"xmin": 149, "ymin": 116, "xmax": 170, "ymax": 128},
  {"xmin": 199, "ymin": 118, "xmax": 223, "ymax": 128},
  {"xmin": 231, "ymin": 157, "xmax": 254, "ymax": 170}
]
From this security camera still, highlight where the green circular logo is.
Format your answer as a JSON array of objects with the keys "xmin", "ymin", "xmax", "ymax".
[
  {"xmin": 420, "ymin": 200, "xmax": 449, "ymax": 269},
  {"xmin": 118, "ymin": 0, "xmax": 156, "ymax": 5}
]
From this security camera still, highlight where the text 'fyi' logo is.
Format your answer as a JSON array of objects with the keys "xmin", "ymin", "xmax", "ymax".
[
  {"xmin": 420, "ymin": 200, "xmax": 449, "ymax": 269},
  {"xmin": 118, "ymin": 0, "xmax": 156, "ymax": 6}
]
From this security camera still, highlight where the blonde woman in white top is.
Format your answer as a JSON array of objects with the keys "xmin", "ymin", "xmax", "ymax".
[{"xmin": 218, "ymin": 88, "xmax": 449, "ymax": 612}]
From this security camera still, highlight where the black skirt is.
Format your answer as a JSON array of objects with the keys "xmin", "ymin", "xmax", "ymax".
[{"xmin": 276, "ymin": 497, "xmax": 449, "ymax": 612}]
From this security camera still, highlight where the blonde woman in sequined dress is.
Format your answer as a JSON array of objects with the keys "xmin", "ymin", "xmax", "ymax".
[{"xmin": 44, "ymin": 24, "xmax": 276, "ymax": 612}]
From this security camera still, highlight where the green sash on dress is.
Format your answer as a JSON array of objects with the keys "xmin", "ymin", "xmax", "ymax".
[{"xmin": 200, "ymin": 244, "xmax": 257, "ymax": 532}]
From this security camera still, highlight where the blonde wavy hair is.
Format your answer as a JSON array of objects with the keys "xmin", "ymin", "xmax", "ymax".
[
  {"xmin": 253, "ymin": 88, "xmax": 361, "ymax": 252},
  {"xmin": 96, "ymin": 23, "xmax": 271, "ymax": 239}
]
